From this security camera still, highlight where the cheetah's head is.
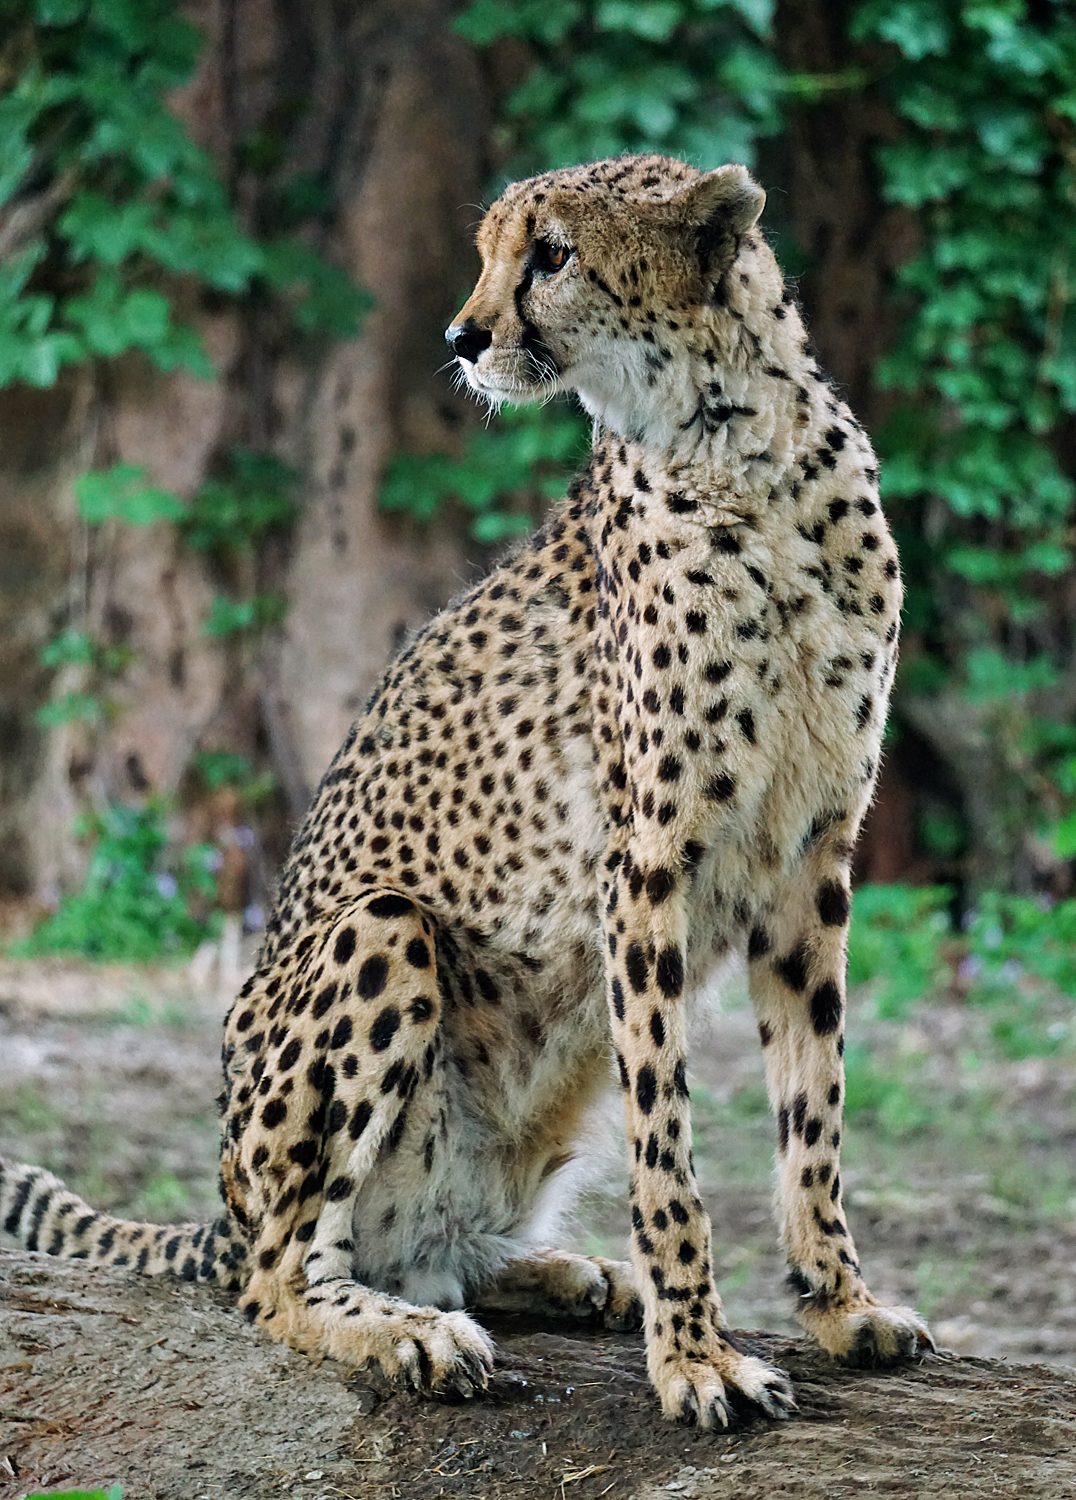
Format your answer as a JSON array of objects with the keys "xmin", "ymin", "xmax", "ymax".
[{"xmin": 446, "ymin": 155, "xmax": 767, "ymax": 446}]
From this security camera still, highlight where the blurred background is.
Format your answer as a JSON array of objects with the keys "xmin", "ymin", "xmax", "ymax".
[{"xmin": 1, "ymin": 0, "xmax": 1075, "ymax": 1365}]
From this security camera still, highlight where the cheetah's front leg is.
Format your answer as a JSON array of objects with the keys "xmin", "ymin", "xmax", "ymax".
[
  {"xmin": 603, "ymin": 864, "xmax": 795, "ymax": 1427},
  {"xmin": 748, "ymin": 841, "xmax": 934, "ymax": 1365}
]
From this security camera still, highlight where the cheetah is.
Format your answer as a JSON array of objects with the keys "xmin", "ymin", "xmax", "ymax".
[{"xmin": 1, "ymin": 155, "xmax": 933, "ymax": 1428}]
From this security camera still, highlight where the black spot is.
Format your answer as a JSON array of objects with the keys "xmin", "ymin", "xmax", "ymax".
[
  {"xmin": 804, "ymin": 1118, "xmax": 822, "ymax": 1147},
  {"xmin": 330, "ymin": 1015, "xmax": 353, "ymax": 1049},
  {"xmin": 367, "ymin": 894, "xmax": 414, "ymax": 919},
  {"xmin": 775, "ymin": 943, "xmax": 809, "ymax": 992},
  {"xmin": 678, "ymin": 1240, "xmax": 697, "ymax": 1264},
  {"xmin": 650, "ymin": 1010, "xmax": 666, "ymax": 1047},
  {"xmin": 278, "ymin": 1037, "xmax": 302, "ymax": 1070},
  {"xmin": 333, "ymin": 927, "xmax": 356, "ymax": 965},
  {"xmin": 736, "ymin": 708, "xmax": 756, "ymax": 744},
  {"xmin": 810, "ymin": 980, "xmax": 843, "ymax": 1036},
  {"xmin": 261, "ymin": 1099, "xmax": 287, "ymax": 1128},
  {"xmin": 636, "ymin": 1064, "xmax": 658, "ymax": 1115},
  {"xmin": 748, "ymin": 925, "xmax": 770, "ymax": 960},
  {"xmin": 369, "ymin": 1007, "xmax": 401, "ymax": 1051},
  {"xmin": 405, "ymin": 938, "xmax": 429, "ymax": 968},
  {"xmin": 475, "ymin": 969, "xmax": 500, "ymax": 1002},
  {"xmin": 655, "ymin": 946, "xmax": 684, "ymax": 999},
  {"xmin": 326, "ymin": 1175, "xmax": 354, "ymax": 1202},
  {"xmin": 357, "ymin": 955, "xmax": 389, "ymax": 1000},
  {"xmin": 349, "ymin": 1101, "xmax": 373, "ymax": 1139},
  {"xmin": 626, "ymin": 942, "xmax": 648, "ymax": 993},
  {"xmin": 658, "ymin": 754, "xmax": 682, "ymax": 782},
  {"xmin": 611, "ymin": 976, "xmax": 625, "ymax": 1020},
  {"xmin": 816, "ymin": 880, "xmax": 849, "ymax": 927},
  {"xmin": 705, "ymin": 773, "xmax": 736, "ymax": 802},
  {"xmin": 645, "ymin": 867, "xmax": 675, "ymax": 905},
  {"xmin": 288, "ymin": 1140, "xmax": 318, "ymax": 1169}
]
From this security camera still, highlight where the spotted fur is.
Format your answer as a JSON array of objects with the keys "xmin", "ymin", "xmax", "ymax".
[{"xmin": 0, "ymin": 155, "xmax": 932, "ymax": 1426}]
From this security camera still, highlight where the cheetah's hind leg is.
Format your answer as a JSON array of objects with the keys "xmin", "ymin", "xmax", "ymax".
[
  {"xmin": 476, "ymin": 1249, "xmax": 644, "ymax": 1331},
  {"xmin": 227, "ymin": 889, "xmax": 494, "ymax": 1397}
]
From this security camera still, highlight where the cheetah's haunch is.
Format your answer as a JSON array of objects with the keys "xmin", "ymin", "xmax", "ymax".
[{"xmin": 1, "ymin": 155, "xmax": 932, "ymax": 1428}]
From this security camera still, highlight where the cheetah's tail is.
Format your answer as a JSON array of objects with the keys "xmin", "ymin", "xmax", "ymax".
[{"xmin": 0, "ymin": 1155, "xmax": 248, "ymax": 1290}]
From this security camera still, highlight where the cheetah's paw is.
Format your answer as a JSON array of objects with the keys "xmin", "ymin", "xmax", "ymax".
[
  {"xmin": 656, "ymin": 1351, "xmax": 796, "ymax": 1430},
  {"xmin": 799, "ymin": 1299, "xmax": 934, "ymax": 1366},
  {"xmin": 478, "ymin": 1250, "xmax": 642, "ymax": 1330},
  {"xmin": 378, "ymin": 1310, "xmax": 495, "ymax": 1399},
  {"xmin": 592, "ymin": 1256, "xmax": 644, "ymax": 1332}
]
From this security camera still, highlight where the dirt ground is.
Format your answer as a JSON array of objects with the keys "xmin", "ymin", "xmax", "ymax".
[{"xmin": 1, "ymin": 949, "xmax": 1075, "ymax": 1498}]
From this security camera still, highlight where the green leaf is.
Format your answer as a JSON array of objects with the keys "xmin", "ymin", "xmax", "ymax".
[
  {"xmin": 76, "ymin": 464, "xmax": 185, "ymax": 525},
  {"xmin": 35, "ymin": 691, "xmax": 107, "ymax": 727},
  {"xmin": 34, "ymin": 0, "xmax": 87, "ymax": 24},
  {"xmin": 203, "ymin": 592, "xmax": 286, "ymax": 637},
  {"xmin": 40, "ymin": 630, "xmax": 98, "ymax": 668},
  {"xmin": 595, "ymin": 2, "xmax": 683, "ymax": 43},
  {"xmin": 851, "ymin": 0, "xmax": 952, "ymax": 59}
]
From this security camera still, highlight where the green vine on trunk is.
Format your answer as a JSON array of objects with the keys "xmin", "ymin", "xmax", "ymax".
[{"xmin": 0, "ymin": 0, "xmax": 369, "ymax": 386}]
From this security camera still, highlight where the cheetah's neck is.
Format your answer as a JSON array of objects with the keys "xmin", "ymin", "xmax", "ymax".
[{"xmin": 576, "ymin": 242, "xmax": 826, "ymax": 492}]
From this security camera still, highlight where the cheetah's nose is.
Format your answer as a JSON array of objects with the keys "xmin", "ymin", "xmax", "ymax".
[{"xmin": 445, "ymin": 319, "xmax": 492, "ymax": 363}]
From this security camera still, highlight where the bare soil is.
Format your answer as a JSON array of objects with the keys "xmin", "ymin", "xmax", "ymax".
[{"xmin": 2, "ymin": 951, "xmax": 1075, "ymax": 1498}]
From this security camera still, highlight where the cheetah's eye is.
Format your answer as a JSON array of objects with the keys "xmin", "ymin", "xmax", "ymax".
[{"xmin": 532, "ymin": 239, "xmax": 573, "ymax": 275}]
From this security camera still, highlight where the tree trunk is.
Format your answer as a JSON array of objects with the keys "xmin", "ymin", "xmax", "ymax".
[{"xmin": 0, "ymin": 0, "xmax": 488, "ymax": 901}]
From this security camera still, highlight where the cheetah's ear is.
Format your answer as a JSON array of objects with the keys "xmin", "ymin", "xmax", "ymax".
[{"xmin": 664, "ymin": 164, "xmax": 765, "ymax": 265}]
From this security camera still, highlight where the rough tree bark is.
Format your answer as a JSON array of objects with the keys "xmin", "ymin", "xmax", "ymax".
[{"xmin": 0, "ymin": 0, "xmax": 488, "ymax": 900}]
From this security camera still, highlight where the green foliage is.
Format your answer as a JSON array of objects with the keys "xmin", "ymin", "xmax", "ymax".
[
  {"xmin": 27, "ymin": 1490, "xmax": 122, "ymax": 1500},
  {"xmin": 843, "ymin": 1043, "xmax": 939, "ymax": 1135},
  {"xmin": 855, "ymin": 0, "xmax": 1076, "ymax": 848},
  {"xmin": 180, "ymin": 449, "xmax": 298, "ymax": 558},
  {"xmin": 202, "ymin": 592, "xmax": 287, "ymax": 638},
  {"xmin": 34, "ymin": 625, "xmax": 132, "ymax": 728},
  {"xmin": 849, "ymin": 882, "xmax": 1076, "ymax": 1060},
  {"xmin": 76, "ymin": 462, "xmax": 184, "ymax": 525},
  {"xmin": 456, "ymin": 0, "xmax": 787, "ymax": 173},
  {"xmin": 847, "ymin": 883, "xmax": 952, "ymax": 1017},
  {"xmin": 962, "ymin": 890, "xmax": 1076, "ymax": 1003},
  {"xmin": 37, "ymin": 449, "xmax": 295, "ymax": 731},
  {"xmin": 190, "ymin": 749, "xmax": 275, "ymax": 803},
  {"xmin": 0, "ymin": 1, "xmax": 366, "ymax": 388},
  {"xmin": 18, "ymin": 800, "xmax": 219, "ymax": 962},
  {"xmin": 381, "ymin": 403, "xmax": 589, "ymax": 542}
]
